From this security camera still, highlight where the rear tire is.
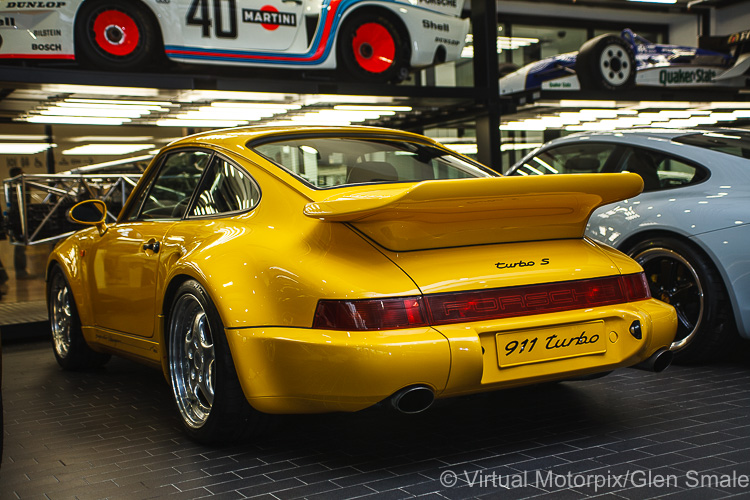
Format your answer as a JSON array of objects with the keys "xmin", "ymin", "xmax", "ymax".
[
  {"xmin": 338, "ymin": 10, "xmax": 410, "ymax": 83},
  {"xmin": 75, "ymin": 0, "xmax": 163, "ymax": 71},
  {"xmin": 167, "ymin": 280, "xmax": 264, "ymax": 443},
  {"xmin": 576, "ymin": 33, "xmax": 636, "ymax": 90},
  {"xmin": 48, "ymin": 266, "xmax": 110, "ymax": 370},
  {"xmin": 627, "ymin": 237, "xmax": 736, "ymax": 364}
]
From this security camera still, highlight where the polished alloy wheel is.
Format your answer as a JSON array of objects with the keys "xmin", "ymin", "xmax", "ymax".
[
  {"xmin": 633, "ymin": 247, "xmax": 704, "ymax": 350},
  {"xmin": 50, "ymin": 273, "xmax": 73, "ymax": 359},
  {"xmin": 169, "ymin": 294, "xmax": 216, "ymax": 429},
  {"xmin": 599, "ymin": 44, "xmax": 631, "ymax": 87}
]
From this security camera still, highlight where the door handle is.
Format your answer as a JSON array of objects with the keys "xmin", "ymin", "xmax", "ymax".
[
  {"xmin": 143, "ymin": 241, "xmax": 160, "ymax": 253},
  {"xmin": 282, "ymin": 0, "xmax": 302, "ymax": 4}
]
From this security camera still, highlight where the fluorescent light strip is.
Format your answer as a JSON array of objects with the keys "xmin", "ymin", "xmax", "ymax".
[
  {"xmin": 63, "ymin": 144, "xmax": 155, "ymax": 155},
  {"xmin": 0, "ymin": 143, "xmax": 55, "ymax": 154},
  {"xmin": 24, "ymin": 116, "xmax": 129, "ymax": 125}
]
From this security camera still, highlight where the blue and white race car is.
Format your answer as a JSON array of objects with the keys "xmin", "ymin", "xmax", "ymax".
[
  {"xmin": 500, "ymin": 29, "xmax": 750, "ymax": 94},
  {"xmin": 0, "ymin": 0, "xmax": 469, "ymax": 82}
]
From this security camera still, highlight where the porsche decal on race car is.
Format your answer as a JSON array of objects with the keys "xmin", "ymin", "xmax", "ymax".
[{"xmin": 0, "ymin": 0, "xmax": 469, "ymax": 82}]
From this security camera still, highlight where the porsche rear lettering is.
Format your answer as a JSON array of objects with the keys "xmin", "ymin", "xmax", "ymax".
[
  {"xmin": 243, "ymin": 8, "xmax": 296, "ymax": 27},
  {"xmin": 441, "ymin": 286, "xmax": 617, "ymax": 316},
  {"xmin": 496, "ymin": 258, "xmax": 549, "ymax": 269}
]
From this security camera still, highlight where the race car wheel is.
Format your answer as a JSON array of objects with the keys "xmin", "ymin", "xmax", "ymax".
[
  {"xmin": 75, "ymin": 0, "xmax": 163, "ymax": 71},
  {"xmin": 627, "ymin": 237, "xmax": 736, "ymax": 364},
  {"xmin": 576, "ymin": 34, "xmax": 636, "ymax": 90},
  {"xmin": 338, "ymin": 11, "xmax": 410, "ymax": 83},
  {"xmin": 48, "ymin": 266, "xmax": 110, "ymax": 370},
  {"xmin": 168, "ymin": 280, "xmax": 262, "ymax": 443}
]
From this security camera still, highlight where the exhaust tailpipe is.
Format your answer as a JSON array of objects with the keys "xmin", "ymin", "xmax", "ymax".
[
  {"xmin": 632, "ymin": 348, "xmax": 673, "ymax": 373},
  {"xmin": 391, "ymin": 385, "xmax": 435, "ymax": 414}
]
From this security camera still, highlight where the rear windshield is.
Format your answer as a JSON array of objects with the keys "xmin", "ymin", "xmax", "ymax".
[
  {"xmin": 674, "ymin": 131, "xmax": 750, "ymax": 160},
  {"xmin": 252, "ymin": 136, "xmax": 495, "ymax": 188}
]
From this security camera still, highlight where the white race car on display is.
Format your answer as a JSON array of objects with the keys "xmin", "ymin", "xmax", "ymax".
[
  {"xmin": 500, "ymin": 29, "xmax": 750, "ymax": 95},
  {"xmin": 0, "ymin": 0, "xmax": 469, "ymax": 82}
]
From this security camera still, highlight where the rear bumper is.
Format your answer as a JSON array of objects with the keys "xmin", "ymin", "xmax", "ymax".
[{"xmin": 225, "ymin": 298, "xmax": 676, "ymax": 414}]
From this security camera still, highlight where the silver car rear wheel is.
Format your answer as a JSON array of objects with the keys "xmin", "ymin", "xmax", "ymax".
[
  {"xmin": 169, "ymin": 293, "xmax": 216, "ymax": 429},
  {"xmin": 166, "ymin": 280, "xmax": 261, "ymax": 443},
  {"xmin": 628, "ymin": 237, "xmax": 736, "ymax": 364}
]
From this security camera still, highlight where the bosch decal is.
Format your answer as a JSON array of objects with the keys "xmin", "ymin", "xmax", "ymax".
[
  {"xmin": 243, "ymin": 7, "xmax": 297, "ymax": 30},
  {"xmin": 5, "ymin": 1, "xmax": 66, "ymax": 7},
  {"xmin": 422, "ymin": 20, "xmax": 449, "ymax": 32},
  {"xmin": 31, "ymin": 42, "xmax": 62, "ymax": 51}
]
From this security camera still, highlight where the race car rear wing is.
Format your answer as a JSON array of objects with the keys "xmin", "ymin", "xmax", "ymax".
[
  {"xmin": 699, "ymin": 29, "xmax": 750, "ymax": 52},
  {"xmin": 699, "ymin": 29, "xmax": 750, "ymax": 81}
]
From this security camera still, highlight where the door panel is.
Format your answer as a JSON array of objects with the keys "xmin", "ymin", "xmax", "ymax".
[{"xmin": 89, "ymin": 222, "xmax": 173, "ymax": 337}]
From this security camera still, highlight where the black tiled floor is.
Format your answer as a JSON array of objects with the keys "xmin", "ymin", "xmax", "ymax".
[{"xmin": 1, "ymin": 339, "xmax": 749, "ymax": 499}]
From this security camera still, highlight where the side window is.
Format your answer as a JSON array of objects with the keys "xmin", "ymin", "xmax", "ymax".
[
  {"xmin": 131, "ymin": 151, "xmax": 211, "ymax": 220},
  {"xmin": 513, "ymin": 143, "xmax": 619, "ymax": 176},
  {"xmin": 618, "ymin": 147, "xmax": 706, "ymax": 192},
  {"xmin": 189, "ymin": 156, "xmax": 260, "ymax": 217}
]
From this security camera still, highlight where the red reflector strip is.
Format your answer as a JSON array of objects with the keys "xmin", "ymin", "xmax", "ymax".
[
  {"xmin": 313, "ymin": 273, "xmax": 650, "ymax": 331},
  {"xmin": 427, "ymin": 275, "xmax": 636, "ymax": 325}
]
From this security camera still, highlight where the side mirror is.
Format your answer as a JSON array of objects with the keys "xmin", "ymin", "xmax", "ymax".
[{"xmin": 68, "ymin": 199, "xmax": 108, "ymax": 234}]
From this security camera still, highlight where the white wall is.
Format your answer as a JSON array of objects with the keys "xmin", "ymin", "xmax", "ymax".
[
  {"xmin": 714, "ymin": 2, "xmax": 750, "ymax": 35},
  {"xmin": 496, "ymin": 1, "xmax": 700, "ymax": 45}
]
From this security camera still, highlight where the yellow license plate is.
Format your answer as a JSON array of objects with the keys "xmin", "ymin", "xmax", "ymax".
[{"xmin": 496, "ymin": 321, "xmax": 606, "ymax": 368}]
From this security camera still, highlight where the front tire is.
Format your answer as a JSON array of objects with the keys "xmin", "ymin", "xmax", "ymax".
[
  {"xmin": 74, "ymin": 0, "xmax": 163, "ymax": 71},
  {"xmin": 627, "ymin": 237, "xmax": 736, "ymax": 364},
  {"xmin": 576, "ymin": 34, "xmax": 636, "ymax": 90},
  {"xmin": 167, "ymin": 280, "xmax": 262, "ymax": 443},
  {"xmin": 48, "ymin": 266, "xmax": 110, "ymax": 370},
  {"xmin": 338, "ymin": 10, "xmax": 410, "ymax": 83}
]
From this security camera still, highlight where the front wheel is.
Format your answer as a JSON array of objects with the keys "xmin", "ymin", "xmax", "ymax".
[
  {"xmin": 576, "ymin": 33, "xmax": 636, "ymax": 90},
  {"xmin": 74, "ymin": 0, "xmax": 163, "ymax": 71},
  {"xmin": 48, "ymin": 266, "xmax": 110, "ymax": 370},
  {"xmin": 627, "ymin": 237, "xmax": 736, "ymax": 364},
  {"xmin": 168, "ymin": 280, "xmax": 263, "ymax": 443},
  {"xmin": 338, "ymin": 11, "xmax": 410, "ymax": 83}
]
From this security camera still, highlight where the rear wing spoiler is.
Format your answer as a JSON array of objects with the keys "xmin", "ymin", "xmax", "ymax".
[{"xmin": 304, "ymin": 173, "xmax": 643, "ymax": 251}]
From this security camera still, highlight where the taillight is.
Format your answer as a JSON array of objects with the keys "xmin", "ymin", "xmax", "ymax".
[
  {"xmin": 313, "ymin": 297, "xmax": 428, "ymax": 331},
  {"xmin": 621, "ymin": 272, "xmax": 651, "ymax": 301},
  {"xmin": 313, "ymin": 272, "xmax": 650, "ymax": 331}
]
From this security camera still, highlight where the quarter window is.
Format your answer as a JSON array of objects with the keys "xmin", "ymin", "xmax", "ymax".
[
  {"xmin": 132, "ymin": 151, "xmax": 210, "ymax": 220},
  {"xmin": 190, "ymin": 157, "xmax": 260, "ymax": 217}
]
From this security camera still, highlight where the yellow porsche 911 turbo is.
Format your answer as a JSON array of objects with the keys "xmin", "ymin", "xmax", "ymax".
[{"xmin": 47, "ymin": 126, "xmax": 677, "ymax": 443}]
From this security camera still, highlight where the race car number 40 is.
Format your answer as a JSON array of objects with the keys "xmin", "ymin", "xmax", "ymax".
[{"xmin": 496, "ymin": 321, "xmax": 606, "ymax": 368}]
